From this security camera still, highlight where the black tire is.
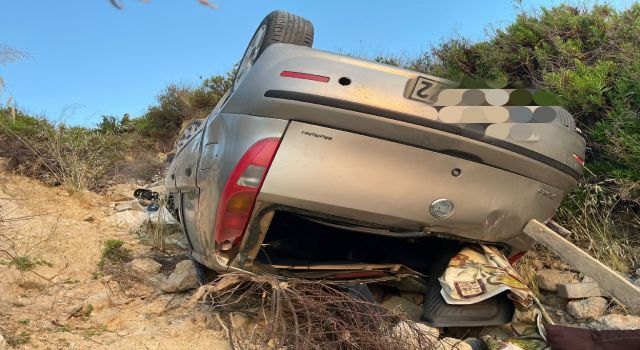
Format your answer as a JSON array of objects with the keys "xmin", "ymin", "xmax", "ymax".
[{"xmin": 234, "ymin": 11, "xmax": 314, "ymax": 87}]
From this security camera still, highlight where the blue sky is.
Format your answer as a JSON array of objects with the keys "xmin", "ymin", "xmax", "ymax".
[{"xmin": 1, "ymin": 0, "xmax": 634, "ymax": 126}]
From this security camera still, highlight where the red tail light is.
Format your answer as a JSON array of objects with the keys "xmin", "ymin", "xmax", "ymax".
[
  {"xmin": 215, "ymin": 138, "xmax": 281, "ymax": 251},
  {"xmin": 280, "ymin": 70, "xmax": 330, "ymax": 83}
]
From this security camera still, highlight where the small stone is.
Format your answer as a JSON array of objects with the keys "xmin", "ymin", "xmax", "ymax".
[
  {"xmin": 635, "ymin": 268, "xmax": 640, "ymax": 277},
  {"xmin": 634, "ymin": 277, "xmax": 640, "ymax": 288},
  {"xmin": 582, "ymin": 275, "xmax": 596, "ymax": 283},
  {"xmin": 92, "ymin": 307, "xmax": 120, "ymax": 325},
  {"xmin": 84, "ymin": 215, "xmax": 95, "ymax": 222},
  {"xmin": 540, "ymin": 293, "xmax": 568, "ymax": 310},
  {"xmin": 117, "ymin": 330, "xmax": 128, "ymax": 336},
  {"xmin": 391, "ymin": 321, "xmax": 439, "ymax": 348},
  {"xmin": 381, "ymin": 295, "xmax": 424, "ymax": 322},
  {"xmin": 130, "ymin": 258, "xmax": 162, "ymax": 274},
  {"xmin": 84, "ymin": 292, "xmax": 112, "ymax": 312},
  {"xmin": 160, "ymin": 260, "xmax": 198, "ymax": 293},
  {"xmin": 437, "ymin": 337, "xmax": 473, "ymax": 350},
  {"xmin": 102, "ymin": 275, "xmax": 113, "ymax": 283},
  {"xmin": 536, "ymin": 269, "xmax": 578, "ymax": 292},
  {"xmin": 566, "ymin": 297, "xmax": 608, "ymax": 319},
  {"xmin": 557, "ymin": 282, "xmax": 604, "ymax": 298},
  {"xmin": 463, "ymin": 338, "xmax": 485, "ymax": 350},
  {"xmin": 592, "ymin": 314, "xmax": 640, "ymax": 330},
  {"xmin": 115, "ymin": 201, "xmax": 133, "ymax": 212},
  {"xmin": 0, "ymin": 332, "xmax": 6, "ymax": 349}
]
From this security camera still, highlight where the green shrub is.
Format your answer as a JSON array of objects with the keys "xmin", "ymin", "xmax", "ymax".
[
  {"xmin": 394, "ymin": 3, "xmax": 640, "ymax": 271},
  {"xmin": 98, "ymin": 239, "xmax": 131, "ymax": 268}
]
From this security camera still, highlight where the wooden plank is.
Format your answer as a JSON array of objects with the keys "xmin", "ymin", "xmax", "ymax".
[{"xmin": 523, "ymin": 219, "xmax": 640, "ymax": 314}]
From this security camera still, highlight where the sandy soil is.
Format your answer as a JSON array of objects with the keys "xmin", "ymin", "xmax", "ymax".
[{"xmin": 0, "ymin": 171, "xmax": 229, "ymax": 349}]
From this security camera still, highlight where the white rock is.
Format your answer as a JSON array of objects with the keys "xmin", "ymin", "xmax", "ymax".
[
  {"xmin": 83, "ymin": 292, "xmax": 112, "ymax": 312},
  {"xmin": 592, "ymin": 314, "xmax": 640, "ymax": 330},
  {"xmin": 161, "ymin": 260, "xmax": 198, "ymax": 293},
  {"xmin": 566, "ymin": 297, "xmax": 608, "ymax": 319},
  {"xmin": 0, "ymin": 332, "xmax": 6, "ymax": 349},
  {"xmin": 437, "ymin": 337, "xmax": 473, "ymax": 350},
  {"xmin": 130, "ymin": 258, "xmax": 162, "ymax": 274},
  {"xmin": 115, "ymin": 201, "xmax": 133, "ymax": 212},
  {"xmin": 381, "ymin": 295, "xmax": 423, "ymax": 322},
  {"xmin": 536, "ymin": 269, "xmax": 578, "ymax": 292}
]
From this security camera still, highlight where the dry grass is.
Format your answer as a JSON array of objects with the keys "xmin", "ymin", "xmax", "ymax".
[{"xmin": 556, "ymin": 179, "xmax": 640, "ymax": 274}]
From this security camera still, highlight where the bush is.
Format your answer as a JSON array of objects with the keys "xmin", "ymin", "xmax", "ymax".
[
  {"xmin": 97, "ymin": 239, "xmax": 131, "ymax": 269},
  {"xmin": 400, "ymin": 3, "xmax": 640, "ymax": 271},
  {"xmin": 0, "ymin": 110, "xmax": 164, "ymax": 194},
  {"xmin": 136, "ymin": 70, "xmax": 234, "ymax": 149}
]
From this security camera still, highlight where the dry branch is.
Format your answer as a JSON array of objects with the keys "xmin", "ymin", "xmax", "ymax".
[{"xmin": 191, "ymin": 272, "xmax": 437, "ymax": 350}]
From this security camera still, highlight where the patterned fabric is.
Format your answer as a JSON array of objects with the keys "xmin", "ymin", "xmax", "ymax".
[{"xmin": 440, "ymin": 244, "xmax": 549, "ymax": 350}]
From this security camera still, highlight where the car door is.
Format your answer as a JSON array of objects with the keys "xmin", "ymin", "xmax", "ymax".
[{"xmin": 173, "ymin": 124, "xmax": 205, "ymax": 254}]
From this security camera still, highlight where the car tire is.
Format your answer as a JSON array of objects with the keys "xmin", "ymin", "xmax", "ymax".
[{"xmin": 234, "ymin": 11, "xmax": 314, "ymax": 87}]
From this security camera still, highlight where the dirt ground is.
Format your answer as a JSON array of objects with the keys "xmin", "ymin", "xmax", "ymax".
[{"xmin": 0, "ymin": 171, "xmax": 229, "ymax": 349}]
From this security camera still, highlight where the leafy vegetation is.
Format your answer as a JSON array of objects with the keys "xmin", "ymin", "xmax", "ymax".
[
  {"xmin": 399, "ymin": 4, "xmax": 640, "ymax": 271},
  {"xmin": 97, "ymin": 239, "xmax": 131, "ymax": 269}
]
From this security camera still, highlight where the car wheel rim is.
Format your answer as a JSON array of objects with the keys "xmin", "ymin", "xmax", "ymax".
[{"xmin": 235, "ymin": 24, "xmax": 267, "ymax": 87}]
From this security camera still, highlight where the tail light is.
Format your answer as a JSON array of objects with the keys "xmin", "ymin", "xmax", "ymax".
[{"xmin": 215, "ymin": 138, "xmax": 281, "ymax": 251}]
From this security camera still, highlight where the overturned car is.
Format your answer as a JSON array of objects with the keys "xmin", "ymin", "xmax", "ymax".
[{"xmin": 164, "ymin": 11, "xmax": 585, "ymax": 327}]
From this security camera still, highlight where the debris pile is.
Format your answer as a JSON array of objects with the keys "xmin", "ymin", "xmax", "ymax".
[{"xmin": 536, "ymin": 267, "xmax": 640, "ymax": 330}]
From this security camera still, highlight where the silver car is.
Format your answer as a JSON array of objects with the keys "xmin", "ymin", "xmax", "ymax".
[{"xmin": 165, "ymin": 11, "xmax": 585, "ymax": 326}]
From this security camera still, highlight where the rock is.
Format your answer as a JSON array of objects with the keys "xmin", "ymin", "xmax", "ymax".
[
  {"xmin": 636, "ymin": 268, "xmax": 640, "ymax": 277},
  {"xmin": 92, "ymin": 307, "xmax": 121, "ymax": 325},
  {"xmin": 160, "ymin": 260, "xmax": 198, "ymax": 293},
  {"xmin": 106, "ymin": 183, "xmax": 137, "ymax": 202},
  {"xmin": 566, "ymin": 297, "xmax": 608, "ymax": 319},
  {"xmin": 557, "ymin": 282, "xmax": 604, "ymax": 298},
  {"xmin": 540, "ymin": 293, "xmax": 568, "ymax": 310},
  {"xmin": 463, "ymin": 338, "xmax": 485, "ymax": 350},
  {"xmin": 582, "ymin": 275, "xmax": 596, "ymax": 282},
  {"xmin": 391, "ymin": 321, "xmax": 439, "ymax": 348},
  {"xmin": 536, "ymin": 269, "xmax": 578, "ymax": 292},
  {"xmin": 130, "ymin": 258, "xmax": 162, "ymax": 275},
  {"xmin": 0, "ymin": 332, "xmax": 6, "ymax": 349},
  {"xmin": 115, "ymin": 201, "xmax": 133, "ymax": 212},
  {"xmin": 634, "ymin": 277, "xmax": 640, "ymax": 288},
  {"xmin": 83, "ymin": 292, "xmax": 112, "ymax": 312},
  {"xmin": 591, "ymin": 314, "xmax": 640, "ymax": 330},
  {"xmin": 437, "ymin": 337, "xmax": 473, "ymax": 350},
  {"xmin": 83, "ymin": 215, "xmax": 95, "ymax": 223},
  {"xmin": 381, "ymin": 295, "xmax": 424, "ymax": 322}
]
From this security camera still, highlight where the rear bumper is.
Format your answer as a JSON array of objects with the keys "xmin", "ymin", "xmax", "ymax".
[
  {"xmin": 222, "ymin": 44, "xmax": 584, "ymax": 191},
  {"xmin": 255, "ymin": 121, "xmax": 565, "ymax": 252}
]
